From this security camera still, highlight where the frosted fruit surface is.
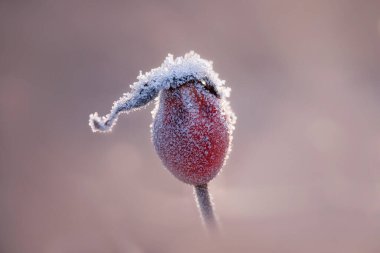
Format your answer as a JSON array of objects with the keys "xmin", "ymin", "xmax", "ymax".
[{"xmin": 152, "ymin": 81, "xmax": 230, "ymax": 185}]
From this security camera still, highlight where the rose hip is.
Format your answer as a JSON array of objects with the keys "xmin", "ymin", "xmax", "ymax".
[
  {"xmin": 152, "ymin": 82, "xmax": 230, "ymax": 185},
  {"xmin": 89, "ymin": 52, "xmax": 236, "ymax": 229}
]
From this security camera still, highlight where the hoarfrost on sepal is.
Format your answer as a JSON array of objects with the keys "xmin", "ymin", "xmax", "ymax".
[{"xmin": 89, "ymin": 51, "xmax": 231, "ymax": 132}]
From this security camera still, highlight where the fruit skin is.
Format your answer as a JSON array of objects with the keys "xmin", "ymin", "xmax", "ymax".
[{"xmin": 152, "ymin": 81, "xmax": 230, "ymax": 185}]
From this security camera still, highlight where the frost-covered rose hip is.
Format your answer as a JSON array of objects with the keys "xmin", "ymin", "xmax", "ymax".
[
  {"xmin": 89, "ymin": 52, "xmax": 236, "ymax": 229},
  {"xmin": 152, "ymin": 82, "xmax": 230, "ymax": 185}
]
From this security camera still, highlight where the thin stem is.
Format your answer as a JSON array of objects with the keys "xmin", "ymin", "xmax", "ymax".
[{"xmin": 194, "ymin": 184, "xmax": 218, "ymax": 230}]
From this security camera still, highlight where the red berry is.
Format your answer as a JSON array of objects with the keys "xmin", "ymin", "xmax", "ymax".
[
  {"xmin": 89, "ymin": 52, "xmax": 236, "ymax": 228},
  {"xmin": 152, "ymin": 81, "xmax": 230, "ymax": 185},
  {"xmin": 89, "ymin": 52, "xmax": 236, "ymax": 185}
]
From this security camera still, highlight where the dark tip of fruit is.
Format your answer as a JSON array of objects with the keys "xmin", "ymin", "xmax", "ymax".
[
  {"xmin": 168, "ymin": 77, "xmax": 220, "ymax": 98},
  {"xmin": 200, "ymin": 79, "xmax": 219, "ymax": 98}
]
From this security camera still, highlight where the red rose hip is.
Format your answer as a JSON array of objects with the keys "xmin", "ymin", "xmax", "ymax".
[
  {"xmin": 89, "ymin": 52, "xmax": 236, "ymax": 229},
  {"xmin": 152, "ymin": 82, "xmax": 230, "ymax": 185}
]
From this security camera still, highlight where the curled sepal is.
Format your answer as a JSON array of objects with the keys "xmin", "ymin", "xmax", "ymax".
[
  {"xmin": 89, "ymin": 83, "xmax": 159, "ymax": 132},
  {"xmin": 89, "ymin": 51, "xmax": 232, "ymax": 133}
]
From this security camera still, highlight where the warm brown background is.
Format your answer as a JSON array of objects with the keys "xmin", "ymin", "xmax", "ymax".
[{"xmin": 1, "ymin": 0, "xmax": 380, "ymax": 252}]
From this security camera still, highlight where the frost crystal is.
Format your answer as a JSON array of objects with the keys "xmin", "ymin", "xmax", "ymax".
[{"xmin": 89, "ymin": 51, "xmax": 234, "ymax": 132}]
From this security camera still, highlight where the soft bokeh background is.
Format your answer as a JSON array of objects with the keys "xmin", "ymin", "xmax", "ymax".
[{"xmin": 1, "ymin": 0, "xmax": 380, "ymax": 252}]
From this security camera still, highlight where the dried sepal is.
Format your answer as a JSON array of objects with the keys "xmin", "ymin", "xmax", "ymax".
[{"xmin": 89, "ymin": 51, "xmax": 235, "ymax": 133}]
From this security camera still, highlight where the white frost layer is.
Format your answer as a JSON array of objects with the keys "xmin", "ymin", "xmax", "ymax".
[{"xmin": 89, "ymin": 51, "xmax": 232, "ymax": 132}]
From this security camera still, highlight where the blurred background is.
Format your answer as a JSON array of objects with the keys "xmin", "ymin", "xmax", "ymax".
[{"xmin": 1, "ymin": 0, "xmax": 380, "ymax": 252}]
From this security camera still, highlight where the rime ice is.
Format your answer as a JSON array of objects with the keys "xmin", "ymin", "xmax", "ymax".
[
  {"xmin": 89, "ymin": 51, "xmax": 236, "ymax": 185},
  {"xmin": 89, "ymin": 51, "xmax": 235, "ymax": 133}
]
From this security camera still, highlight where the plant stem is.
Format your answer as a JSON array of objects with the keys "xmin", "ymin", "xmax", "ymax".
[{"xmin": 194, "ymin": 184, "xmax": 218, "ymax": 230}]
